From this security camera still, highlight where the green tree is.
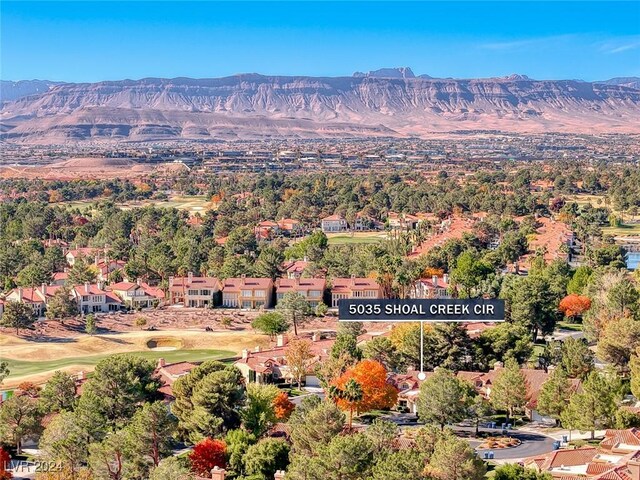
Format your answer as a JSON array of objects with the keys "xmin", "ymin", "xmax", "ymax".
[
  {"xmin": 537, "ymin": 367, "xmax": 572, "ymax": 425},
  {"xmin": 288, "ymin": 432, "xmax": 374, "ymax": 480},
  {"xmin": 276, "ymin": 291, "xmax": 311, "ymax": 336},
  {"xmin": 39, "ymin": 411, "xmax": 88, "ymax": 479},
  {"xmin": 17, "ymin": 263, "xmax": 51, "ymax": 288},
  {"xmin": 75, "ymin": 355, "xmax": 162, "ymax": 435},
  {"xmin": 631, "ymin": 348, "xmax": 640, "ymax": 399},
  {"xmin": 171, "ymin": 361, "xmax": 245, "ymax": 442},
  {"xmin": 428, "ymin": 430, "xmax": 486, "ymax": 480},
  {"xmin": 45, "ymin": 286, "xmax": 78, "ymax": 321},
  {"xmin": 331, "ymin": 330, "xmax": 362, "ymax": 360},
  {"xmin": 243, "ymin": 438, "xmax": 290, "ymax": 479},
  {"xmin": 475, "ymin": 323, "xmax": 533, "ymax": 370},
  {"xmin": 85, "ymin": 314, "xmax": 97, "ymax": 335},
  {"xmin": 0, "ymin": 394, "xmax": 43, "ymax": 454},
  {"xmin": 67, "ymin": 257, "xmax": 98, "ymax": 285},
  {"xmin": 501, "ymin": 274, "xmax": 559, "ymax": 339},
  {"xmin": 597, "ymin": 316, "xmax": 640, "ymax": 369},
  {"xmin": 369, "ymin": 450, "xmax": 428, "ymax": 480},
  {"xmin": 417, "ymin": 368, "xmax": 473, "ymax": 429},
  {"xmin": 224, "ymin": 429, "xmax": 257, "ymax": 478},
  {"xmin": 363, "ymin": 336, "xmax": 401, "ymax": 372},
  {"xmin": 567, "ymin": 266, "xmax": 593, "ymax": 295},
  {"xmin": 88, "ymin": 429, "xmax": 135, "ymax": 480},
  {"xmin": 450, "ymin": 250, "xmax": 493, "ymax": 298},
  {"xmin": 0, "ymin": 362, "xmax": 9, "ymax": 386},
  {"xmin": 493, "ymin": 464, "xmax": 552, "ymax": 480},
  {"xmin": 560, "ymin": 338, "xmax": 594, "ymax": 379},
  {"xmin": 40, "ymin": 370, "xmax": 77, "ymax": 413},
  {"xmin": 148, "ymin": 457, "xmax": 194, "ymax": 480},
  {"xmin": 241, "ymin": 383, "xmax": 279, "ymax": 437},
  {"xmin": 0, "ymin": 300, "xmax": 36, "ymax": 334},
  {"xmin": 288, "ymin": 398, "xmax": 345, "ymax": 456},
  {"xmin": 490, "ymin": 358, "xmax": 528, "ymax": 422},
  {"xmin": 125, "ymin": 401, "xmax": 177, "ymax": 474},
  {"xmin": 561, "ymin": 371, "xmax": 622, "ymax": 439},
  {"xmin": 254, "ymin": 245, "xmax": 285, "ymax": 280},
  {"xmin": 251, "ymin": 312, "xmax": 289, "ymax": 339}
]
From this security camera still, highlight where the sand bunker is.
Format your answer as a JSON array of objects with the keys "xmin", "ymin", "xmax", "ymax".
[{"xmin": 146, "ymin": 337, "xmax": 184, "ymax": 351}]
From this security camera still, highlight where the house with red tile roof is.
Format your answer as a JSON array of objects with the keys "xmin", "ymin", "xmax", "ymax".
[
  {"xmin": 411, "ymin": 274, "xmax": 451, "ymax": 299},
  {"xmin": 109, "ymin": 279, "xmax": 165, "ymax": 309},
  {"xmin": 234, "ymin": 334, "xmax": 332, "ymax": 386},
  {"xmin": 321, "ymin": 214, "xmax": 348, "ymax": 233},
  {"xmin": 221, "ymin": 276, "xmax": 274, "ymax": 309},
  {"xmin": 4, "ymin": 284, "xmax": 65, "ymax": 317},
  {"xmin": 275, "ymin": 277, "xmax": 326, "ymax": 308},
  {"xmin": 523, "ymin": 434, "xmax": 640, "ymax": 480},
  {"xmin": 65, "ymin": 247, "xmax": 104, "ymax": 266},
  {"xmin": 168, "ymin": 273, "xmax": 221, "ymax": 308},
  {"xmin": 277, "ymin": 218, "xmax": 302, "ymax": 235},
  {"xmin": 71, "ymin": 282, "xmax": 122, "ymax": 313},
  {"xmin": 389, "ymin": 365, "xmax": 581, "ymax": 421},
  {"xmin": 281, "ymin": 259, "xmax": 310, "ymax": 279},
  {"xmin": 255, "ymin": 220, "xmax": 281, "ymax": 240},
  {"xmin": 388, "ymin": 212, "xmax": 421, "ymax": 230},
  {"xmin": 330, "ymin": 276, "xmax": 382, "ymax": 308},
  {"xmin": 155, "ymin": 358, "xmax": 199, "ymax": 400}
]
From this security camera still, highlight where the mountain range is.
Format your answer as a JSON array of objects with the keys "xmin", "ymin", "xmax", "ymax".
[{"xmin": 1, "ymin": 69, "xmax": 639, "ymax": 143}]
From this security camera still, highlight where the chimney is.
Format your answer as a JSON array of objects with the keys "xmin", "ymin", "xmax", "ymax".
[
  {"xmin": 188, "ymin": 271, "xmax": 193, "ymax": 283},
  {"xmin": 274, "ymin": 471, "xmax": 286, "ymax": 480},
  {"xmin": 432, "ymin": 275, "xmax": 438, "ymax": 287},
  {"xmin": 443, "ymin": 273, "xmax": 449, "ymax": 285},
  {"xmin": 77, "ymin": 371, "xmax": 85, "ymax": 381},
  {"xmin": 210, "ymin": 466, "xmax": 226, "ymax": 480},
  {"xmin": 17, "ymin": 287, "xmax": 23, "ymax": 302},
  {"xmin": 41, "ymin": 283, "xmax": 47, "ymax": 297},
  {"xmin": 254, "ymin": 345, "xmax": 261, "ymax": 353},
  {"xmin": 136, "ymin": 278, "xmax": 142, "ymax": 286},
  {"xmin": 312, "ymin": 332, "xmax": 320, "ymax": 342},
  {"xmin": 94, "ymin": 254, "xmax": 100, "ymax": 265},
  {"xmin": 493, "ymin": 361, "xmax": 504, "ymax": 370},
  {"xmin": 84, "ymin": 282, "xmax": 90, "ymax": 294},
  {"xmin": 627, "ymin": 460, "xmax": 640, "ymax": 480},
  {"xmin": 242, "ymin": 349, "xmax": 249, "ymax": 360},
  {"xmin": 169, "ymin": 276, "xmax": 174, "ymax": 288},
  {"xmin": 241, "ymin": 274, "xmax": 246, "ymax": 285},
  {"xmin": 303, "ymin": 256, "xmax": 308, "ymax": 262},
  {"xmin": 276, "ymin": 334, "xmax": 287, "ymax": 347},
  {"xmin": 157, "ymin": 358, "xmax": 166, "ymax": 368}
]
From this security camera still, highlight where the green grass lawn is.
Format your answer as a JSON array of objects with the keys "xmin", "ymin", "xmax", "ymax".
[
  {"xmin": 60, "ymin": 195, "xmax": 213, "ymax": 215},
  {"xmin": 326, "ymin": 233, "xmax": 387, "ymax": 245},
  {"xmin": 557, "ymin": 321, "xmax": 583, "ymax": 332},
  {"xmin": 1, "ymin": 348, "xmax": 234, "ymax": 379},
  {"xmin": 601, "ymin": 223, "xmax": 640, "ymax": 236}
]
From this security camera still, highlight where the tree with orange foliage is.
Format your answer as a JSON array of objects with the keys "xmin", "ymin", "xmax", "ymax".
[
  {"xmin": 189, "ymin": 438, "xmax": 226, "ymax": 477},
  {"xmin": 559, "ymin": 294, "xmax": 592, "ymax": 321},
  {"xmin": 330, "ymin": 359, "xmax": 398, "ymax": 427},
  {"xmin": 0, "ymin": 447, "xmax": 12, "ymax": 480},
  {"xmin": 272, "ymin": 391, "xmax": 295, "ymax": 421}
]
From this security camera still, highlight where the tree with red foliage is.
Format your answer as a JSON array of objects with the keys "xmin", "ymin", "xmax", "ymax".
[
  {"xmin": 330, "ymin": 359, "xmax": 398, "ymax": 427},
  {"xmin": 559, "ymin": 294, "xmax": 592, "ymax": 320},
  {"xmin": 0, "ymin": 447, "xmax": 12, "ymax": 480},
  {"xmin": 16, "ymin": 382, "xmax": 40, "ymax": 398},
  {"xmin": 189, "ymin": 438, "xmax": 226, "ymax": 477},
  {"xmin": 272, "ymin": 391, "xmax": 295, "ymax": 421}
]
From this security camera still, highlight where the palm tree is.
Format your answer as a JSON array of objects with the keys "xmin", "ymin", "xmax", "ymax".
[{"xmin": 329, "ymin": 378, "xmax": 363, "ymax": 429}]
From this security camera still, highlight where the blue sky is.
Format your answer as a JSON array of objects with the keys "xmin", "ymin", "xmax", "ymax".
[{"xmin": 1, "ymin": 1, "xmax": 639, "ymax": 82}]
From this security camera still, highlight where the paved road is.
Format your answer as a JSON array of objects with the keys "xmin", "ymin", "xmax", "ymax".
[{"xmin": 380, "ymin": 414, "xmax": 557, "ymax": 461}]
